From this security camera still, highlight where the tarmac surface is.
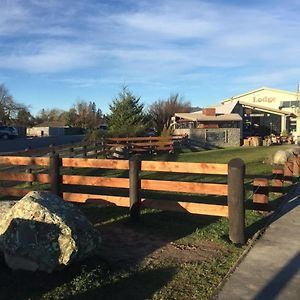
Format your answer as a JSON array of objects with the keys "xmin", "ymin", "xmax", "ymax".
[
  {"xmin": 0, "ymin": 135, "xmax": 84, "ymax": 154},
  {"xmin": 216, "ymin": 184, "xmax": 300, "ymax": 300}
]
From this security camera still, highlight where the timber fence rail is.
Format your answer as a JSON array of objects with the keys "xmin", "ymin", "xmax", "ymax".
[
  {"xmin": 252, "ymin": 154, "xmax": 300, "ymax": 211},
  {"xmin": 0, "ymin": 135, "xmax": 188, "ymax": 159},
  {"xmin": 0, "ymin": 154, "xmax": 245, "ymax": 244},
  {"xmin": 105, "ymin": 135, "xmax": 188, "ymax": 154}
]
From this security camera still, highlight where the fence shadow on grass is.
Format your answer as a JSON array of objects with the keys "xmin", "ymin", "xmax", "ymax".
[
  {"xmin": 0, "ymin": 252, "xmax": 176, "ymax": 300},
  {"xmin": 69, "ymin": 265, "xmax": 176, "ymax": 300},
  {"xmin": 0, "ymin": 203, "xmax": 219, "ymax": 299},
  {"xmin": 79, "ymin": 202, "xmax": 221, "ymax": 269}
]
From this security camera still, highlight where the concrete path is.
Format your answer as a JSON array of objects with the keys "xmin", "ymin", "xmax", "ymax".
[{"xmin": 216, "ymin": 185, "xmax": 300, "ymax": 300}]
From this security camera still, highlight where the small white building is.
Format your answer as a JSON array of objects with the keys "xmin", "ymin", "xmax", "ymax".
[{"xmin": 27, "ymin": 121, "xmax": 67, "ymax": 137}]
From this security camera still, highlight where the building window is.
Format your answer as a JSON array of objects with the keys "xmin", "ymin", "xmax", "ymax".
[{"xmin": 280, "ymin": 100, "xmax": 300, "ymax": 108}]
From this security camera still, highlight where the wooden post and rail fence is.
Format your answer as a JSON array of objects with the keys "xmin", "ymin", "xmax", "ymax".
[
  {"xmin": 252, "ymin": 154, "xmax": 300, "ymax": 211},
  {"xmin": 0, "ymin": 154, "xmax": 245, "ymax": 244},
  {"xmin": 0, "ymin": 135, "xmax": 189, "ymax": 159}
]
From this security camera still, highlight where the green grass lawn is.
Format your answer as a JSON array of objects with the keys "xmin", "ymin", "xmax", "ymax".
[{"xmin": 0, "ymin": 144, "xmax": 297, "ymax": 300}]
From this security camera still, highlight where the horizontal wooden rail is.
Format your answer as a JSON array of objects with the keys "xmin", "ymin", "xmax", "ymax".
[
  {"xmin": 141, "ymin": 199, "xmax": 229, "ymax": 217},
  {"xmin": 141, "ymin": 179, "xmax": 228, "ymax": 196},
  {"xmin": 0, "ymin": 187, "xmax": 32, "ymax": 197},
  {"xmin": 155, "ymin": 146, "xmax": 173, "ymax": 151},
  {"xmin": 0, "ymin": 156, "xmax": 50, "ymax": 166},
  {"xmin": 0, "ymin": 172, "xmax": 50, "ymax": 183},
  {"xmin": 62, "ymin": 158, "xmax": 129, "ymax": 169},
  {"xmin": 131, "ymin": 141, "xmax": 174, "ymax": 147},
  {"xmin": 62, "ymin": 175, "xmax": 129, "ymax": 188},
  {"xmin": 63, "ymin": 192, "xmax": 129, "ymax": 207},
  {"xmin": 106, "ymin": 141, "xmax": 174, "ymax": 148},
  {"xmin": 141, "ymin": 161, "xmax": 228, "ymax": 175},
  {"xmin": 0, "ymin": 153, "xmax": 245, "ymax": 244},
  {"xmin": 108, "ymin": 136, "xmax": 179, "ymax": 142},
  {"xmin": 128, "ymin": 146, "xmax": 173, "ymax": 153}
]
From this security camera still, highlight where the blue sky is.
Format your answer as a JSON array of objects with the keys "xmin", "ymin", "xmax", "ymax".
[{"xmin": 0, "ymin": 0, "xmax": 300, "ymax": 115}]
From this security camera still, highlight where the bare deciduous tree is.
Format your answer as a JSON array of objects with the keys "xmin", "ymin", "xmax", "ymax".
[
  {"xmin": 35, "ymin": 108, "xmax": 65, "ymax": 124},
  {"xmin": 65, "ymin": 100, "xmax": 103, "ymax": 129},
  {"xmin": 0, "ymin": 83, "xmax": 32, "ymax": 126},
  {"xmin": 148, "ymin": 93, "xmax": 191, "ymax": 134}
]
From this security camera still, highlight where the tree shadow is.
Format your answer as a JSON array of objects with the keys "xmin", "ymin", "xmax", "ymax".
[
  {"xmin": 0, "ymin": 199, "xmax": 221, "ymax": 299},
  {"xmin": 68, "ymin": 265, "xmax": 176, "ymax": 300},
  {"xmin": 0, "ymin": 252, "xmax": 175, "ymax": 300},
  {"xmin": 78, "ymin": 202, "xmax": 220, "ymax": 269}
]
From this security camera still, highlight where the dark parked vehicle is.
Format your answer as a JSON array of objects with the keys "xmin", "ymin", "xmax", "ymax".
[{"xmin": 0, "ymin": 126, "xmax": 18, "ymax": 140}]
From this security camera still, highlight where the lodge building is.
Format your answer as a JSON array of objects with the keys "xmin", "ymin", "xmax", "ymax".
[
  {"xmin": 221, "ymin": 86, "xmax": 300, "ymax": 137},
  {"xmin": 173, "ymin": 86, "xmax": 300, "ymax": 141}
]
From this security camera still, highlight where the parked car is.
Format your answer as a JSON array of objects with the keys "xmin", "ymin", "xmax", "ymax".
[
  {"xmin": 0, "ymin": 126, "xmax": 18, "ymax": 140},
  {"xmin": 146, "ymin": 128, "xmax": 157, "ymax": 136}
]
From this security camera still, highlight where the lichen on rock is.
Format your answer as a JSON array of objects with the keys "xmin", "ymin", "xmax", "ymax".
[{"xmin": 0, "ymin": 191, "xmax": 101, "ymax": 273}]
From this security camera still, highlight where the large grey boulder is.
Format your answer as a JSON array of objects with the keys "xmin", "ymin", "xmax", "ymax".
[
  {"xmin": 273, "ymin": 150, "xmax": 292, "ymax": 165},
  {"xmin": 0, "ymin": 191, "xmax": 101, "ymax": 273},
  {"xmin": 0, "ymin": 201, "xmax": 17, "ymax": 220}
]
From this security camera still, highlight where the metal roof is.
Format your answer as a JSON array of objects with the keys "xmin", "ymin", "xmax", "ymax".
[
  {"xmin": 238, "ymin": 101, "xmax": 293, "ymax": 116},
  {"xmin": 174, "ymin": 113, "xmax": 242, "ymax": 122}
]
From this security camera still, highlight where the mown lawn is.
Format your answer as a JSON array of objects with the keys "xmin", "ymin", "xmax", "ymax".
[{"xmin": 0, "ymin": 144, "xmax": 297, "ymax": 300}]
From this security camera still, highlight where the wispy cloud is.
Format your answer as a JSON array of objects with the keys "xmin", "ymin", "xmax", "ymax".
[
  {"xmin": 0, "ymin": 41, "xmax": 105, "ymax": 73},
  {"xmin": 236, "ymin": 67, "xmax": 300, "ymax": 86},
  {"xmin": 0, "ymin": 0, "xmax": 299, "ymax": 89}
]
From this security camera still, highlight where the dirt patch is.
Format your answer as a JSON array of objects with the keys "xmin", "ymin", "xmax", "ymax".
[
  {"xmin": 147, "ymin": 241, "xmax": 225, "ymax": 264},
  {"xmin": 97, "ymin": 224, "xmax": 226, "ymax": 269}
]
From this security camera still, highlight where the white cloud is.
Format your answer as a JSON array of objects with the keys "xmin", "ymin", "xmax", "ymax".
[
  {"xmin": 0, "ymin": 0, "xmax": 299, "ymax": 90},
  {"xmin": 236, "ymin": 68, "xmax": 300, "ymax": 86},
  {"xmin": 0, "ymin": 42, "xmax": 105, "ymax": 73}
]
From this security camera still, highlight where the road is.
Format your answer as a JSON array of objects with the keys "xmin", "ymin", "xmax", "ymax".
[{"xmin": 0, "ymin": 135, "xmax": 85, "ymax": 154}]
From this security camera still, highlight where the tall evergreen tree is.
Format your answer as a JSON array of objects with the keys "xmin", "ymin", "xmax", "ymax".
[{"xmin": 108, "ymin": 87, "xmax": 146, "ymax": 137}]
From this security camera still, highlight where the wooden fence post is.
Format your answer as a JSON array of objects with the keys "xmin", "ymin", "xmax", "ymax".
[
  {"xmin": 129, "ymin": 154, "xmax": 141, "ymax": 222},
  {"xmin": 50, "ymin": 152, "xmax": 62, "ymax": 197},
  {"xmin": 252, "ymin": 178, "xmax": 269, "ymax": 211},
  {"xmin": 25, "ymin": 147, "xmax": 33, "ymax": 187},
  {"xmin": 69, "ymin": 147, "xmax": 74, "ymax": 158},
  {"xmin": 228, "ymin": 158, "xmax": 245, "ymax": 244},
  {"xmin": 83, "ymin": 145, "xmax": 87, "ymax": 158},
  {"xmin": 293, "ymin": 156, "xmax": 300, "ymax": 177},
  {"xmin": 100, "ymin": 137, "xmax": 106, "ymax": 156},
  {"xmin": 69, "ymin": 147, "xmax": 74, "ymax": 170},
  {"xmin": 94, "ymin": 142, "xmax": 98, "ymax": 159},
  {"xmin": 284, "ymin": 161, "xmax": 293, "ymax": 184},
  {"xmin": 49, "ymin": 143, "xmax": 56, "ymax": 155},
  {"xmin": 272, "ymin": 169, "xmax": 284, "ymax": 195}
]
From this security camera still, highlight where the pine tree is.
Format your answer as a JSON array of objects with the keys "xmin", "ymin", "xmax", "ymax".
[{"xmin": 108, "ymin": 87, "xmax": 146, "ymax": 137}]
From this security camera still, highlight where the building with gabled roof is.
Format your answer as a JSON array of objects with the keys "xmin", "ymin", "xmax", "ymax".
[
  {"xmin": 220, "ymin": 86, "xmax": 300, "ymax": 137},
  {"xmin": 172, "ymin": 85, "xmax": 300, "ymax": 146}
]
